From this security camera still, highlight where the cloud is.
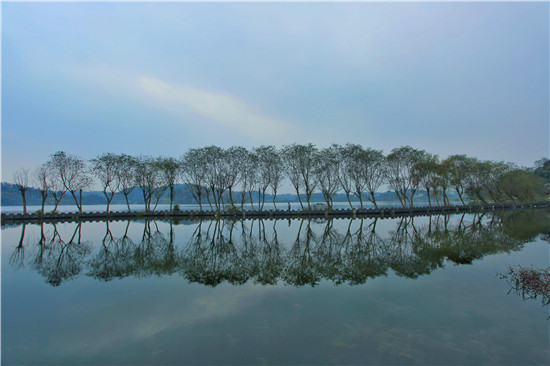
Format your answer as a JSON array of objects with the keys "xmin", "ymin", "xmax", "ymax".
[{"xmin": 138, "ymin": 76, "xmax": 296, "ymax": 142}]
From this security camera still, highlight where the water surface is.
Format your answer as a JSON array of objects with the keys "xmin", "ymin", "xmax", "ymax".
[{"xmin": 2, "ymin": 210, "xmax": 549, "ymax": 365}]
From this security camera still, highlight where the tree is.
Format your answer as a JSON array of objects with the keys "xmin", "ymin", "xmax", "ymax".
[
  {"xmin": 434, "ymin": 160, "xmax": 451, "ymax": 206},
  {"xmin": 181, "ymin": 149, "xmax": 208, "ymax": 211},
  {"xmin": 33, "ymin": 164, "xmax": 50, "ymax": 214},
  {"xmin": 134, "ymin": 156, "xmax": 159, "ymax": 212},
  {"xmin": 13, "ymin": 167, "xmax": 30, "ymax": 214},
  {"xmin": 533, "ymin": 158, "xmax": 550, "ymax": 182},
  {"xmin": 282, "ymin": 143, "xmax": 319, "ymax": 210},
  {"xmin": 224, "ymin": 146, "xmax": 246, "ymax": 210},
  {"xmin": 444, "ymin": 155, "xmax": 470, "ymax": 205},
  {"xmin": 151, "ymin": 160, "xmax": 168, "ymax": 212},
  {"xmin": 358, "ymin": 148, "xmax": 386, "ymax": 209},
  {"xmin": 238, "ymin": 149, "xmax": 256, "ymax": 210},
  {"xmin": 45, "ymin": 160, "xmax": 66, "ymax": 212},
  {"xmin": 202, "ymin": 146, "xmax": 226, "ymax": 211},
  {"xmin": 349, "ymin": 145, "xmax": 368, "ymax": 209},
  {"xmin": 463, "ymin": 158, "xmax": 489, "ymax": 203},
  {"xmin": 385, "ymin": 146, "xmax": 427, "ymax": 207},
  {"xmin": 499, "ymin": 169, "xmax": 546, "ymax": 203},
  {"xmin": 266, "ymin": 147, "xmax": 283, "ymax": 210},
  {"xmin": 415, "ymin": 155, "xmax": 439, "ymax": 207},
  {"xmin": 157, "ymin": 156, "xmax": 180, "ymax": 212},
  {"xmin": 335, "ymin": 144, "xmax": 357, "ymax": 209},
  {"xmin": 484, "ymin": 161, "xmax": 513, "ymax": 203},
  {"xmin": 254, "ymin": 146, "xmax": 278, "ymax": 210},
  {"xmin": 50, "ymin": 151, "xmax": 92, "ymax": 213},
  {"xmin": 90, "ymin": 153, "xmax": 122, "ymax": 213},
  {"xmin": 316, "ymin": 146, "xmax": 340, "ymax": 209},
  {"xmin": 117, "ymin": 154, "xmax": 138, "ymax": 212}
]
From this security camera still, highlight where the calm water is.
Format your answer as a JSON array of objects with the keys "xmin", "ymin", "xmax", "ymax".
[{"xmin": 2, "ymin": 210, "xmax": 549, "ymax": 365}]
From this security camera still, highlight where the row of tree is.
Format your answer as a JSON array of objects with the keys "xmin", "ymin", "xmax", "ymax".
[{"xmin": 12, "ymin": 145, "xmax": 548, "ymax": 214}]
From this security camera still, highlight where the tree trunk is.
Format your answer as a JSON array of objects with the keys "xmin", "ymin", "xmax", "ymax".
[
  {"xmin": 395, "ymin": 191, "xmax": 404, "ymax": 207},
  {"xmin": 104, "ymin": 190, "xmax": 111, "ymax": 213},
  {"xmin": 456, "ymin": 187, "xmax": 465, "ymax": 205},
  {"xmin": 206, "ymin": 190, "xmax": 214, "ymax": 211},
  {"xmin": 40, "ymin": 192, "xmax": 47, "ymax": 214},
  {"xmin": 248, "ymin": 191, "xmax": 254, "ymax": 210},
  {"xmin": 229, "ymin": 187, "xmax": 237, "ymax": 210},
  {"xmin": 20, "ymin": 189, "xmax": 27, "ymax": 214},
  {"xmin": 272, "ymin": 190, "xmax": 278, "ymax": 210},
  {"xmin": 296, "ymin": 189, "xmax": 304, "ymax": 210},
  {"xmin": 197, "ymin": 191, "xmax": 203, "ymax": 211},
  {"xmin": 142, "ymin": 189, "xmax": 148, "ymax": 212},
  {"xmin": 261, "ymin": 188, "xmax": 267, "ymax": 210},
  {"xmin": 124, "ymin": 193, "xmax": 132, "ymax": 212},
  {"xmin": 170, "ymin": 185, "xmax": 174, "ymax": 212},
  {"xmin": 369, "ymin": 191, "xmax": 378, "ymax": 209},
  {"xmin": 345, "ymin": 192, "xmax": 352, "ymax": 209},
  {"xmin": 70, "ymin": 190, "xmax": 81, "ymax": 213},
  {"xmin": 153, "ymin": 195, "xmax": 161, "ymax": 211}
]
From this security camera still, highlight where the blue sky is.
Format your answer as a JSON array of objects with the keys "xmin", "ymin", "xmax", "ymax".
[{"xmin": 2, "ymin": 2, "xmax": 549, "ymax": 182}]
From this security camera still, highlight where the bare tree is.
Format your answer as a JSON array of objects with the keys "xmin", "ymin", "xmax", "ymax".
[
  {"xmin": 13, "ymin": 167, "xmax": 30, "ymax": 214},
  {"xmin": 157, "ymin": 156, "xmax": 180, "ymax": 212},
  {"xmin": 238, "ymin": 149, "xmax": 256, "ymax": 210},
  {"xmin": 50, "ymin": 151, "xmax": 92, "ymax": 213},
  {"xmin": 282, "ymin": 143, "xmax": 319, "ymax": 210},
  {"xmin": 33, "ymin": 164, "xmax": 49, "ymax": 214},
  {"xmin": 45, "ymin": 160, "xmax": 66, "ymax": 212},
  {"xmin": 181, "ymin": 149, "xmax": 208, "ymax": 211},
  {"xmin": 202, "ymin": 146, "xmax": 227, "ymax": 211},
  {"xmin": 224, "ymin": 146, "xmax": 247, "ymax": 210},
  {"xmin": 151, "ymin": 161, "xmax": 168, "ymax": 212},
  {"xmin": 336, "ymin": 144, "xmax": 361, "ymax": 209},
  {"xmin": 415, "ymin": 155, "xmax": 439, "ymax": 207},
  {"xmin": 254, "ymin": 146, "xmax": 278, "ymax": 210},
  {"xmin": 350, "ymin": 146, "xmax": 368, "ymax": 209},
  {"xmin": 265, "ymin": 147, "xmax": 283, "ymax": 210},
  {"xmin": 360, "ymin": 148, "xmax": 386, "ymax": 209},
  {"xmin": 316, "ymin": 146, "xmax": 340, "ymax": 209},
  {"xmin": 134, "ymin": 156, "xmax": 157, "ymax": 212},
  {"xmin": 90, "ymin": 153, "xmax": 122, "ymax": 213},
  {"xmin": 117, "ymin": 154, "xmax": 137, "ymax": 212}
]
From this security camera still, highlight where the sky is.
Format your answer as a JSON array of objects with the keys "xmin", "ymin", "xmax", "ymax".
[{"xmin": 2, "ymin": 1, "xmax": 549, "ymax": 184}]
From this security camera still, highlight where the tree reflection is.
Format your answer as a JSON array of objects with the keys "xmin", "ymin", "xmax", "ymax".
[
  {"xmin": 88, "ymin": 221, "xmax": 137, "ymax": 281},
  {"xmin": 9, "ymin": 210, "xmax": 548, "ymax": 287},
  {"xmin": 31, "ymin": 223, "xmax": 91, "ymax": 286},
  {"xmin": 9, "ymin": 224, "xmax": 27, "ymax": 270}
]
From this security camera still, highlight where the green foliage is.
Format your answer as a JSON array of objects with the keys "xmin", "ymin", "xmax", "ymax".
[{"xmin": 534, "ymin": 158, "xmax": 550, "ymax": 182}]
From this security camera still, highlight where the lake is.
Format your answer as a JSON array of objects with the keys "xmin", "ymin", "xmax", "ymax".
[{"xmin": 2, "ymin": 210, "xmax": 549, "ymax": 365}]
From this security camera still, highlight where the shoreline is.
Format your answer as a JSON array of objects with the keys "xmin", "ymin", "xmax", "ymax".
[{"xmin": 1, "ymin": 202, "xmax": 548, "ymax": 225}]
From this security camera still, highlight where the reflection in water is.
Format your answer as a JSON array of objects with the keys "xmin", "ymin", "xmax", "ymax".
[
  {"xmin": 8, "ymin": 210, "xmax": 549, "ymax": 288},
  {"xmin": 30, "ymin": 223, "xmax": 91, "ymax": 286}
]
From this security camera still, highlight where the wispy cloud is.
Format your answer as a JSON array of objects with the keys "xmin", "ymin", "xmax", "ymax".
[{"xmin": 138, "ymin": 76, "xmax": 296, "ymax": 142}]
